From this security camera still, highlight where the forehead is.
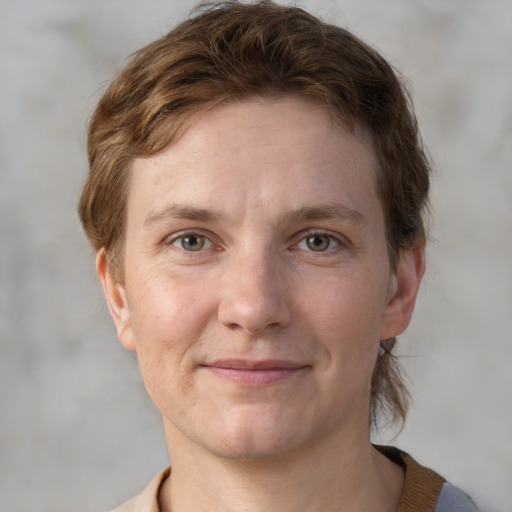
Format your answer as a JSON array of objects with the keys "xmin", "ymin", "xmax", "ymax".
[{"xmin": 127, "ymin": 96, "xmax": 380, "ymax": 228}]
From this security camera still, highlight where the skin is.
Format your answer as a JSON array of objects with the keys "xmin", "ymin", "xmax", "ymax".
[{"xmin": 98, "ymin": 96, "xmax": 425, "ymax": 511}]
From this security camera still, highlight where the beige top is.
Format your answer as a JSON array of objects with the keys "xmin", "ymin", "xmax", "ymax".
[
  {"xmin": 110, "ymin": 447, "xmax": 446, "ymax": 512},
  {"xmin": 110, "ymin": 467, "xmax": 171, "ymax": 512}
]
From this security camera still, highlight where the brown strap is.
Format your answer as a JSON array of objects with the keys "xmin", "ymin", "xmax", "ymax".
[{"xmin": 375, "ymin": 446, "xmax": 445, "ymax": 512}]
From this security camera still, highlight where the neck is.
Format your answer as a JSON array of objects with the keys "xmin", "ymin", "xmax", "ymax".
[{"xmin": 159, "ymin": 425, "xmax": 404, "ymax": 512}]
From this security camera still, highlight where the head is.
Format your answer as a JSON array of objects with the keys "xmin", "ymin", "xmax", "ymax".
[{"xmin": 78, "ymin": 0, "xmax": 430, "ymax": 430}]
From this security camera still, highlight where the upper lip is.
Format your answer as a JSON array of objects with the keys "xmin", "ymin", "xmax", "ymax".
[{"xmin": 202, "ymin": 359, "xmax": 307, "ymax": 370}]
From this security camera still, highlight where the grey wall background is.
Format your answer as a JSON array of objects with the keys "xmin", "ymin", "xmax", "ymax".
[{"xmin": 1, "ymin": 0, "xmax": 511, "ymax": 510}]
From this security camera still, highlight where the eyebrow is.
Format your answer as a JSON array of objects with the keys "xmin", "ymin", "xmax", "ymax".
[
  {"xmin": 143, "ymin": 203, "xmax": 367, "ymax": 228},
  {"xmin": 283, "ymin": 204, "xmax": 368, "ymax": 226},
  {"xmin": 143, "ymin": 204, "xmax": 220, "ymax": 227}
]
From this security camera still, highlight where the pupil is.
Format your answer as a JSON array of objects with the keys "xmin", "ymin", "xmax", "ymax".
[
  {"xmin": 308, "ymin": 235, "xmax": 329, "ymax": 251},
  {"xmin": 183, "ymin": 235, "xmax": 203, "ymax": 250}
]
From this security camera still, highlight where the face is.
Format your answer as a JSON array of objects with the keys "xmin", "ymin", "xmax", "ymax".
[{"xmin": 98, "ymin": 96, "xmax": 424, "ymax": 461}]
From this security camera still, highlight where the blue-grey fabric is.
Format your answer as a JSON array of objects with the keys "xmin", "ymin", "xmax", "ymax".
[{"xmin": 435, "ymin": 483, "xmax": 480, "ymax": 512}]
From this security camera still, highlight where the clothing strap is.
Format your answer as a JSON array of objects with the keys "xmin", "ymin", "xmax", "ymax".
[{"xmin": 376, "ymin": 445, "xmax": 446, "ymax": 512}]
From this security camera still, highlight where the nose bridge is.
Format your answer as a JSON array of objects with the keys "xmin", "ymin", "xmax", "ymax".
[{"xmin": 218, "ymin": 244, "xmax": 291, "ymax": 333}]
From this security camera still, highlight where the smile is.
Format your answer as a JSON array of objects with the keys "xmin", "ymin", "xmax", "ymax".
[{"xmin": 201, "ymin": 360, "xmax": 309, "ymax": 386}]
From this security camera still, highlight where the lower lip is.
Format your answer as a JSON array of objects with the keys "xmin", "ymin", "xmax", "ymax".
[{"xmin": 203, "ymin": 367, "xmax": 305, "ymax": 386}]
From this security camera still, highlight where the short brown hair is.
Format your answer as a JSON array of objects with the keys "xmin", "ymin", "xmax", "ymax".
[{"xmin": 78, "ymin": 0, "xmax": 431, "ymax": 429}]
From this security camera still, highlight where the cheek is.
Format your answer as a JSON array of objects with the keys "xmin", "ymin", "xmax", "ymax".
[
  {"xmin": 128, "ymin": 265, "xmax": 211, "ymax": 337},
  {"xmin": 305, "ymin": 270, "xmax": 387, "ymax": 377},
  {"xmin": 128, "ymin": 296, "xmax": 201, "ymax": 418},
  {"xmin": 125, "ymin": 272, "xmax": 212, "ymax": 386},
  {"xmin": 311, "ymin": 273, "xmax": 387, "ymax": 339}
]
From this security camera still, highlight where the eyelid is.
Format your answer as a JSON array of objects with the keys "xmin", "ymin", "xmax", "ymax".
[
  {"xmin": 162, "ymin": 228, "xmax": 349, "ymax": 253},
  {"xmin": 292, "ymin": 230, "xmax": 348, "ymax": 252},
  {"xmin": 165, "ymin": 230, "xmax": 215, "ymax": 251}
]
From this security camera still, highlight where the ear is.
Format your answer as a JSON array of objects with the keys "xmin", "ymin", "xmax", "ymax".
[
  {"xmin": 96, "ymin": 249, "xmax": 136, "ymax": 351},
  {"xmin": 380, "ymin": 241, "xmax": 426, "ymax": 340}
]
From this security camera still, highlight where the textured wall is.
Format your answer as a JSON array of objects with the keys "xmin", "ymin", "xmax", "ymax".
[{"xmin": 0, "ymin": 1, "xmax": 511, "ymax": 511}]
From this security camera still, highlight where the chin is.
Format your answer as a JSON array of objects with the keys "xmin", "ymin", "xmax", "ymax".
[
  {"xmin": 201, "ymin": 408, "xmax": 320, "ymax": 462},
  {"xmin": 212, "ymin": 433, "xmax": 304, "ymax": 462}
]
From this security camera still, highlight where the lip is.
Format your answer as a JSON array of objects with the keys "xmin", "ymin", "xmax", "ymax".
[{"xmin": 201, "ymin": 359, "xmax": 309, "ymax": 386}]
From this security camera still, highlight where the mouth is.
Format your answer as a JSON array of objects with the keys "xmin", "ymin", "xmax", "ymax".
[{"xmin": 200, "ymin": 359, "xmax": 309, "ymax": 386}]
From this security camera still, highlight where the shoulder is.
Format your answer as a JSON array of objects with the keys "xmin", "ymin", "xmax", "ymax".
[
  {"xmin": 108, "ymin": 467, "xmax": 171, "ymax": 512},
  {"xmin": 435, "ymin": 483, "xmax": 481, "ymax": 512},
  {"xmin": 110, "ymin": 496, "xmax": 138, "ymax": 512}
]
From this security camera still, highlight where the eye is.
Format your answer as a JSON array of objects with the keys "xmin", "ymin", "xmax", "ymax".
[
  {"xmin": 297, "ymin": 233, "xmax": 340, "ymax": 252},
  {"xmin": 171, "ymin": 233, "xmax": 211, "ymax": 252}
]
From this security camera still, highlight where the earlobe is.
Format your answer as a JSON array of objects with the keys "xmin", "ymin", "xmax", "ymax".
[
  {"xmin": 96, "ymin": 249, "xmax": 136, "ymax": 351},
  {"xmin": 380, "ymin": 242, "xmax": 426, "ymax": 340}
]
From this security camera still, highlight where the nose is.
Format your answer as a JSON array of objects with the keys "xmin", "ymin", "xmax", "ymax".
[{"xmin": 217, "ymin": 249, "xmax": 292, "ymax": 334}]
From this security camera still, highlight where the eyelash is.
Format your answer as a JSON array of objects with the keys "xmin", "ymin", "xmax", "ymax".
[
  {"xmin": 293, "ymin": 232, "xmax": 342, "ymax": 253},
  {"xmin": 166, "ymin": 230, "xmax": 345, "ymax": 254},
  {"xmin": 168, "ymin": 232, "xmax": 213, "ymax": 252}
]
